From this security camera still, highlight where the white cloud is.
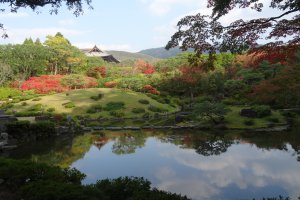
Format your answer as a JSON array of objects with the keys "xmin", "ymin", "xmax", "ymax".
[
  {"xmin": 74, "ymin": 42, "xmax": 133, "ymax": 51},
  {"xmin": 58, "ymin": 19, "xmax": 76, "ymax": 26},
  {"xmin": 157, "ymin": 143, "xmax": 300, "ymax": 199},
  {"xmin": 142, "ymin": 0, "xmax": 200, "ymax": 16},
  {"xmin": 0, "ymin": 12, "xmax": 29, "ymax": 18},
  {"xmin": 1, "ymin": 27, "xmax": 85, "ymax": 44}
]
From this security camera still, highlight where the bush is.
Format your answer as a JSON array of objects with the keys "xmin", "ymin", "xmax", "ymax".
[
  {"xmin": 28, "ymin": 104, "xmax": 43, "ymax": 112},
  {"xmin": 86, "ymin": 104, "xmax": 102, "ymax": 114},
  {"xmin": 86, "ymin": 66, "xmax": 106, "ymax": 78},
  {"xmin": 132, "ymin": 108, "xmax": 146, "ymax": 114},
  {"xmin": 104, "ymin": 81, "xmax": 118, "ymax": 88},
  {"xmin": 138, "ymin": 99, "xmax": 150, "ymax": 104},
  {"xmin": 90, "ymin": 93, "xmax": 104, "ymax": 101},
  {"xmin": 142, "ymin": 112, "xmax": 151, "ymax": 118},
  {"xmin": 19, "ymin": 75, "xmax": 68, "ymax": 94},
  {"xmin": 281, "ymin": 111, "xmax": 297, "ymax": 118},
  {"xmin": 15, "ymin": 111, "xmax": 41, "ymax": 117},
  {"xmin": 63, "ymin": 102, "xmax": 76, "ymax": 109},
  {"xmin": 61, "ymin": 74, "xmax": 97, "ymax": 90},
  {"xmin": 47, "ymin": 108, "xmax": 55, "ymax": 113},
  {"xmin": 104, "ymin": 102, "xmax": 125, "ymax": 111},
  {"xmin": 32, "ymin": 97, "xmax": 42, "ymax": 101},
  {"xmin": 0, "ymin": 158, "xmax": 189, "ymax": 200},
  {"xmin": 252, "ymin": 105, "xmax": 271, "ymax": 117},
  {"xmin": 268, "ymin": 117, "xmax": 280, "ymax": 123},
  {"xmin": 148, "ymin": 105, "xmax": 166, "ymax": 113},
  {"xmin": 109, "ymin": 110, "xmax": 125, "ymax": 117},
  {"xmin": 244, "ymin": 119, "xmax": 255, "ymax": 126},
  {"xmin": 0, "ymin": 88, "xmax": 22, "ymax": 100},
  {"xmin": 143, "ymin": 85, "xmax": 160, "ymax": 95}
]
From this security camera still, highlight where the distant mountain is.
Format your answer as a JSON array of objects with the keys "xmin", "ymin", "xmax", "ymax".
[
  {"xmin": 138, "ymin": 47, "xmax": 194, "ymax": 59},
  {"xmin": 106, "ymin": 50, "xmax": 159, "ymax": 63}
]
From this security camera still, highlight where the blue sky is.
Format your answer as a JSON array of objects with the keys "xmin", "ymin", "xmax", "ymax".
[{"xmin": 0, "ymin": 0, "xmax": 288, "ymax": 52}]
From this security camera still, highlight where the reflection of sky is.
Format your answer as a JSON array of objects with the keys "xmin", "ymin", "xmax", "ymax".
[{"xmin": 71, "ymin": 138, "xmax": 300, "ymax": 200}]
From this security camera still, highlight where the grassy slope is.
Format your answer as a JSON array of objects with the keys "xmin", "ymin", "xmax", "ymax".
[
  {"xmin": 225, "ymin": 106, "xmax": 286, "ymax": 129},
  {"xmin": 9, "ymin": 88, "xmax": 177, "ymax": 118}
]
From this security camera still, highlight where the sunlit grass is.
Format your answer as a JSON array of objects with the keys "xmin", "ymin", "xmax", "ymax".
[
  {"xmin": 9, "ymin": 88, "xmax": 177, "ymax": 118},
  {"xmin": 225, "ymin": 106, "xmax": 286, "ymax": 129}
]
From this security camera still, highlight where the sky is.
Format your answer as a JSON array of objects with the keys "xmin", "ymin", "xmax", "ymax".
[{"xmin": 0, "ymin": 0, "xmax": 291, "ymax": 52}]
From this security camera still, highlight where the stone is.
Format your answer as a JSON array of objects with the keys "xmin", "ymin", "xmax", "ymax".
[
  {"xmin": 240, "ymin": 109, "xmax": 257, "ymax": 118},
  {"xmin": 0, "ymin": 133, "xmax": 8, "ymax": 140}
]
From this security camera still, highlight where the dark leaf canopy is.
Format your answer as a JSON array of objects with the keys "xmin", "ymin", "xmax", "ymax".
[
  {"xmin": 167, "ymin": 0, "xmax": 300, "ymax": 56},
  {"xmin": 0, "ymin": 0, "xmax": 92, "ymax": 16}
]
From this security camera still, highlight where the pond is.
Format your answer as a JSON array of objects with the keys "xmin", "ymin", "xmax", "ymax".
[{"xmin": 3, "ymin": 129, "xmax": 300, "ymax": 200}]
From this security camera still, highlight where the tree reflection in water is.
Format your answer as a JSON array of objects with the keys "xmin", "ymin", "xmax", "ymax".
[
  {"xmin": 112, "ymin": 133, "xmax": 146, "ymax": 155},
  {"xmin": 193, "ymin": 138, "xmax": 233, "ymax": 156}
]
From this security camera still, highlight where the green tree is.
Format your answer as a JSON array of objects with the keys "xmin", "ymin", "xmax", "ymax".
[
  {"xmin": 44, "ymin": 33, "xmax": 87, "ymax": 74},
  {"xmin": 0, "ymin": 43, "xmax": 50, "ymax": 85},
  {"xmin": 193, "ymin": 101, "xmax": 229, "ymax": 124},
  {"xmin": 0, "ymin": 62, "xmax": 13, "ymax": 86}
]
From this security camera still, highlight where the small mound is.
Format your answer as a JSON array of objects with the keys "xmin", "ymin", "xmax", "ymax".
[{"xmin": 8, "ymin": 88, "xmax": 177, "ymax": 118}]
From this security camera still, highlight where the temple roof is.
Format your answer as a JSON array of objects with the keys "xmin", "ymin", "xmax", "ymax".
[{"xmin": 81, "ymin": 45, "xmax": 119, "ymax": 63}]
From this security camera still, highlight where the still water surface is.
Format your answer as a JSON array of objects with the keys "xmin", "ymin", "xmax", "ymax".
[{"xmin": 5, "ymin": 129, "xmax": 300, "ymax": 200}]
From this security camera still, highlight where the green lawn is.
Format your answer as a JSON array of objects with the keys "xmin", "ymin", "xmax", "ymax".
[
  {"xmin": 225, "ymin": 106, "xmax": 286, "ymax": 129},
  {"xmin": 7, "ymin": 88, "xmax": 177, "ymax": 118}
]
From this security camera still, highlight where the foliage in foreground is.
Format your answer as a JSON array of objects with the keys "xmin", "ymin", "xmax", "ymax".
[{"xmin": 0, "ymin": 158, "xmax": 190, "ymax": 200}]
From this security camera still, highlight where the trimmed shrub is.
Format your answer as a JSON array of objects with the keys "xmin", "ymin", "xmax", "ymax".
[
  {"xmin": 47, "ymin": 108, "xmax": 55, "ymax": 113},
  {"xmin": 87, "ymin": 104, "xmax": 103, "ymax": 114},
  {"xmin": 281, "ymin": 111, "xmax": 297, "ymax": 118},
  {"xmin": 63, "ymin": 102, "xmax": 75, "ymax": 109},
  {"xmin": 90, "ymin": 93, "xmax": 104, "ymax": 101},
  {"xmin": 143, "ymin": 85, "xmax": 160, "ymax": 95},
  {"xmin": 86, "ymin": 66, "xmax": 106, "ymax": 78},
  {"xmin": 138, "ymin": 99, "xmax": 150, "ymax": 104},
  {"xmin": 142, "ymin": 112, "xmax": 150, "ymax": 118},
  {"xmin": 148, "ymin": 105, "xmax": 166, "ymax": 113},
  {"xmin": 268, "ymin": 117, "xmax": 280, "ymax": 123},
  {"xmin": 109, "ymin": 110, "xmax": 125, "ymax": 117},
  {"xmin": 32, "ymin": 98, "xmax": 42, "ymax": 101},
  {"xmin": 244, "ymin": 119, "xmax": 255, "ymax": 126},
  {"xmin": 28, "ymin": 104, "xmax": 43, "ymax": 112},
  {"xmin": 104, "ymin": 102, "xmax": 125, "ymax": 111},
  {"xmin": 15, "ymin": 111, "xmax": 40, "ymax": 117},
  {"xmin": 104, "ymin": 81, "xmax": 117, "ymax": 88},
  {"xmin": 0, "ymin": 88, "xmax": 22, "ymax": 100},
  {"xmin": 132, "ymin": 108, "xmax": 146, "ymax": 114},
  {"xmin": 252, "ymin": 105, "xmax": 271, "ymax": 118}
]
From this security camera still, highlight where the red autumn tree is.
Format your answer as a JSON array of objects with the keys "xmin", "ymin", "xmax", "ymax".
[
  {"xmin": 86, "ymin": 66, "xmax": 106, "ymax": 79},
  {"xmin": 133, "ymin": 59, "xmax": 156, "ymax": 75},
  {"xmin": 250, "ymin": 52, "xmax": 300, "ymax": 107}
]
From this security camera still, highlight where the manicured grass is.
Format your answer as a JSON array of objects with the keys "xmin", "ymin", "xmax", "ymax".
[
  {"xmin": 225, "ymin": 106, "xmax": 286, "ymax": 129},
  {"xmin": 8, "ymin": 88, "xmax": 177, "ymax": 118}
]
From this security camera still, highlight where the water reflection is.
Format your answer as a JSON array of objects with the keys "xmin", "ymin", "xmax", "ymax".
[{"xmin": 4, "ymin": 129, "xmax": 300, "ymax": 200}]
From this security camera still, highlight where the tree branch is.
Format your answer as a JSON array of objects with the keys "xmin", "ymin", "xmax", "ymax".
[{"xmin": 225, "ymin": 8, "xmax": 300, "ymax": 29}]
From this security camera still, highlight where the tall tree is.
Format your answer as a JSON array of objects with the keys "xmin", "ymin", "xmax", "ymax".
[
  {"xmin": 166, "ymin": 0, "xmax": 300, "ymax": 58},
  {"xmin": 44, "ymin": 33, "xmax": 86, "ymax": 74},
  {"xmin": 0, "ymin": 43, "xmax": 50, "ymax": 85}
]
